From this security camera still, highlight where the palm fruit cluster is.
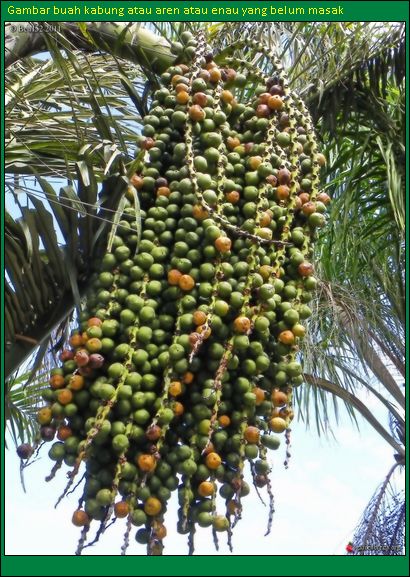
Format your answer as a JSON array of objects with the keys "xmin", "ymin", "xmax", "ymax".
[{"xmin": 33, "ymin": 30, "xmax": 329, "ymax": 555}]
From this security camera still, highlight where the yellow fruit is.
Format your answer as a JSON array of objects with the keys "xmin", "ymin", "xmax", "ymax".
[
  {"xmin": 269, "ymin": 417, "xmax": 287, "ymax": 433},
  {"xmin": 144, "ymin": 497, "xmax": 162, "ymax": 516},
  {"xmin": 37, "ymin": 407, "xmax": 52, "ymax": 425}
]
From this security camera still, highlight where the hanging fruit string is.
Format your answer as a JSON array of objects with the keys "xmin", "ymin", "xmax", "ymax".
[
  {"xmin": 75, "ymin": 525, "xmax": 90, "ymax": 556},
  {"xmin": 29, "ymin": 27, "xmax": 329, "ymax": 556},
  {"xmin": 188, "ymin": 80, "xmax": 232, "ymax": 362},
  {"xmin": 121, "ymin": 515, "xmax": 132, "ymax": 556},
  {"xmin": 214, "ymin": 56, "xmax": 298, "ymax": 513},
  {"xmin": 45, "ymin": 460, "xmax": 62, "ymax": 483},
  {"xmin": 188, "ymin": 523, "xmax": 196, "ymax": 556},
  {"xmin": 54, "ymin": 279, "xmax": 149, "ymax": 507},
  {"xmin": 257, "ymin": 443, "xmax": 275, "ymax": 536}
]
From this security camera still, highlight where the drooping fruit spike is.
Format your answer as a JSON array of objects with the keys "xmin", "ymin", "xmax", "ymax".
[{"xmin": 37, "ymin": 30, "xmax": 328, "ymax": 556}]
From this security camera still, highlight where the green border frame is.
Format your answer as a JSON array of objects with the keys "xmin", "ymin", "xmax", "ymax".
[{"xmin": 1, "ymin": 1, "xmax": 408, "ymax": 575}]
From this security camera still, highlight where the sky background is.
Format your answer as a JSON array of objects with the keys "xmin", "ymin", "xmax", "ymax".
[{"xmin": 5, "ymin": 390, "xmax": 403, "ymax": 557}]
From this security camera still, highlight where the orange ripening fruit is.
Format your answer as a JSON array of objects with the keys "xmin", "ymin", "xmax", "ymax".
[
  {"xmin": 252, "ymin": 387, "xmax": 265, "ymax": 405},
  {"xmin": 157, "ymin": 186, "xmax": 171, "ymax": 197},
  {"xmin": 278, "ymin": 330, "xmax": 295, "ymax": 345},
  {"xmin": 221, "ymin": 90, "xmax": 234, "ymax": 104},
  {"xmin": 226, "ymin": 190, "xmax": 240, "ymax": 204},
  {"xmin": 215, "ymin": 236, "xmax": 232, "ymax": 253},
  {"xmin": 189, "ymin": 104, "xmax": 206, "ymax": 121},
  {"xmin": 178, "ymin": 274, "xmax": 195, "ymax": 291},
  {"xmin": 130, "ymin": 174, "xmax": 144, "ymax": 189},
  {"xmin": 68, "ymin": 374, "xmax": 85, "ymax": 391},
  {"xmin": 137, "ymin": 454, "xmax": 156, "ymax": 473},
  {"xmin": 57, "ymin": 389, "xmax": 73, "ymax": 406},
  {"xmin": 269, "ymin": 417, "xmax": 287, "ymax": 433},
  {"xmin": 271, "ymin": 389, "xmax": 288, "ymax": 407},
  {"xmin": 173, "ymin": 401, "xmax": 184, "ymax": 416},
  {"xmin": 72, "ymin": 510, "xmax": 90, "ymax": 527},
  {"xmin": 144, "ymin": 497, "xmax": 162, "ymax": 516},
  {"xmin": 276, "ymin": 185, "xmax": 290, "ymax": 201},
  {"xmin": 192, "ymin": 204, "xmax": 209, "ymax": 221},
  {"xmin": 153, "ymin": 523, "xmax": 167, "ymax": 539},
  {"xmin": 205, "ymin": 452, "xmax": 222, "ymax": 470},
  {"xmin": 69, "ymin": 333, "xmax": 83, "ymax": 348},
  {"xmin": 259, "ymin": 211, "xmax": 272, "ymax": 227},
  {"xmin": 182, "ymin": 371, "xmax": 194, "ymax": 385},
  {"xmin": 114, "ymin": 501, "xmax": 130, "ymax": 518},
  {"xmin": 169, "ymin": 381, "xmax": 183, "ymax": 397},
  {"xmin": 198, "ymin": 481, "xmax": 215, "ymax": 497},
  {"xmin": 218, "ymin": 415, "xmax": 231, "ymax": 428},
  {"xmin": 57, "ymin": 425, "xmax": 72, "ymax": 441},
  {"xmin": 233, "ymin": 316, "xmax": 251, "ymax": 334},
  {"xmin": 50, "ymin": 374, "xmax": 65, "ymax": 390},
  {"xmin": 168, "ymin": 269, "xmax": 182, "ymax": 286},
  {"xmin": 176, "ymin": 90, "xmax": 190, "ymax": 104},
  {"xmin": 196, "ymin": 324, "xmax": 211, "ymax": 339},
  {"xmin": 209, "ymin": 67, "xmax": 222, "ymax": 83},
  {"xmin": 244, "ymin": 426, "xmax": 260, "ymax": 444},
  {"xmin": 87, "ymin": 317, "xmax": 102, "ymax": 328},
  {"xmin": 268, "ymin": 95, "xmax": 284, "ymax": 110},
  {"xmin": 193, "ymin": 310, "xmax": 207, "ymax": 325}
]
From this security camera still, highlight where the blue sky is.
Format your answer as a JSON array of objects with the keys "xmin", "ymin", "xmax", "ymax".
[{"xmin": 5, "ymin": 393, "xmax": 402, "ymax": 556}]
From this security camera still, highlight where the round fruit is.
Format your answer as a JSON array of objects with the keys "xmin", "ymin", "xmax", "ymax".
[
  {"xmin": 269, "ymin": 417, "xmax": 287, "ymax": 433},
  {"xmin": 137, "ymin": 454, "xmax": 157, "ymax": 472},
  {"xmin": 72, "ymin": 510, "xmax": 90, "ymax": 527},
  {"xmin": 271, "ymin": 390, "xmax": 288, "ymax": 407},
  {"xmin": 233, "ymin": 316, "xmax": 251, "ymax": 333},
  {"xmin": 114, "ymin": 501, "xmax": 129, "ymax": 518},
  {"xmin": 16, "ymin": 444, "xmax": 33, "ymax": 460},
  {"xmin": 213, "ymin": 515, "xmax": 230, "ymax": 532},
  {"xmin": 205, "ymin": 452, "xmax": 221, "ymax": 470},
  {"xmin": 244, "ymin": 426, "xmax": 260, "ymax": 444},
  {"xmin": 215, "ymin": 236, "xmax": 232, "ymax": 253},
  {"xmin": 278, "ymin": 330, "xmax": 295, "ymax": 345},
  {"xmin": 50, "ymin": 374, "xmax": 65, "ymax": 389},
  {"xmin": 144, "ymin": 497, "xmax": 162, "ymax": 516},
  {"xmin": 261, "ymin": 435, "xmax": 281, "ymax": 450},
  {"xmin": 179, "ymin": 275, "xmax": 195, "ymax": 291},
  {"xmin": 37, "ymin": 407, "xmax": 52, "ymax": 425},
  {"xmin": 198, "ymin": 481, "xmax": 215, "ymax": 497}
]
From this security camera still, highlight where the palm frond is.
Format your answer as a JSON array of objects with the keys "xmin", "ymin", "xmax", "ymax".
[
  {"xmin": 5, "ymin": 369, "xmax": 49, "ymax": 446},
  {"xmin": 351, "ymin": 463, "xmax": 405, "ymax": 555},
  {"xmin": 5, "ymin": 51, "xmax": 146, "ymax": 177},
  {"xmin": 5, "ymin": 22, "xmax": 174, "ymax": 73},
  {"xmin": 5, "ymin": 170, "xmax": 129, "ymax": 378}
]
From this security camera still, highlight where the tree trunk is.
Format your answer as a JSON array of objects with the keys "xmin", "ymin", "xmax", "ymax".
[{"xmin": 5, "ymin": 22, "xmax": 175, "ymax": 74}]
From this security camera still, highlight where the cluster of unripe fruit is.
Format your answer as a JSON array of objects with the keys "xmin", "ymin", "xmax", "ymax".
[{"xmin": 26, "ymin": 30, "xmax": 328, "ymax": 555}]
